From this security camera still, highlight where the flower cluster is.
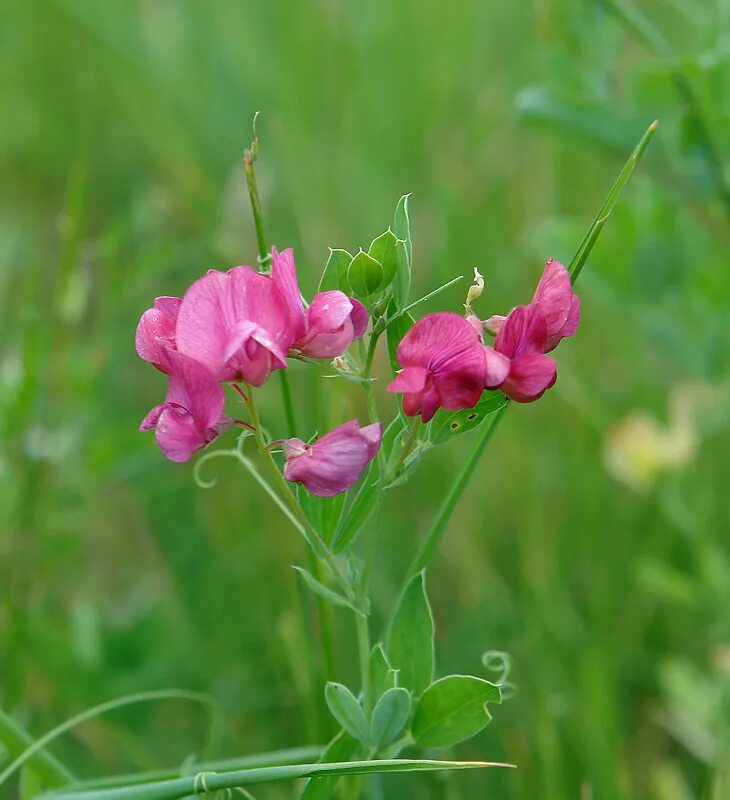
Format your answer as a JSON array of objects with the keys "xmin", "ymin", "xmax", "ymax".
[
  {"xmin": 138, "ymin": 250, "xmax": 578, "ymax": 493},
  {"xmin": 387, "ymin": 258, "xmax": 580, "ymax": 419},
  {"xmin": 136, "ymin": 248, "xmax": 379, "ymax": 494}
]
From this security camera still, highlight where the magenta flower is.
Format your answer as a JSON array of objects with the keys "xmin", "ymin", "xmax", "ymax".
[
  {"xmin": 271, "ymin": 247, "xmax": 368, "ymax": 359},
  {"xmin": 387, "ymin": 312, "xmax": 508, "ymax": 422},
  {"xmin": 135, "ymin": 296, "xmax": 182, "ymax": 372},
  {"xmin": 493, "ymin": 304, "xmax": 557, "ymax": 403},
  {"xmin": 283, "ymin": 419, "xmax": 382, "ymax": 497},
  {"xmin": 486, "ymin": 258, "xmax": 580, "ymax": 353},
  {"xmin": 175, "ymin": 266, "xmax": 298, "ymax": 386},
  {"xmin": 140, "ymin": 350, "xmax": 228, "ymax": 462}
]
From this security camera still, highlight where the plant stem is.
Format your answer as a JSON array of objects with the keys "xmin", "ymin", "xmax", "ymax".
[
  {"xmin": 402, "ymin": 403, "xmax": 509, "ymax": 587},
  {"xmin": 0, "ymin": 708, "xmax": 74, "ymax": 788},
  {"xmin": 384, "ymin": 417, "xmax": 421, "ymax": 485},
  {"xmin": 243, "ymin": 386, "xmax": 354, "ymax": 600},
  {"xmin": 242, "ymin": 121, "xmax": 298, "ymax": 437},
  {"xmin": 355, "ymin": 611, "xmax": 372, "ymax": 714}
]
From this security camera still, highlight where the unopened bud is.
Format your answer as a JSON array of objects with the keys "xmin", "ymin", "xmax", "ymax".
[{"xmin": 464, "ymin": 267, "xmax": 484, "ymax": 315}]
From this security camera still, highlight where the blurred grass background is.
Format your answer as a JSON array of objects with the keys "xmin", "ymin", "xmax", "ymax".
[{"xmin": 1, "ymin": 0, "xmax": 729, "ymax": 798}]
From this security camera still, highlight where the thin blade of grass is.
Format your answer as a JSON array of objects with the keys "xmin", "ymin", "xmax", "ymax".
[{"xmin": 39, "ymin": 759, "xmax": 515, "ymax": 800}]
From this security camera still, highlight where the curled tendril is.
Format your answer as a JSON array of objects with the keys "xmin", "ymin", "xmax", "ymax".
[
  {"xmin": 482, "ymin": 649, "xmax": 513, "ymax": 686},
  {"xmin": 193, "ymin": 448, "xmax": 240, "ymax": 489},
  {"xmin": 193, "ymin": 771, "xmax": 216, "ymax": 796}
]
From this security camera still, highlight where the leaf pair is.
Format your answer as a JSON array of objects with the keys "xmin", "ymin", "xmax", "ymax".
[{"xmin": 318, "ymin": 195, "xmax": 412, "ymax": 310}]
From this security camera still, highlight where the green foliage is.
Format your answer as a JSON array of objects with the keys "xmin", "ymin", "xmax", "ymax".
[
  {"xmin": 369, "ymin": 644, "xmax": 398, "ymax": 699},
  {"xmin": 347, "ymin": 250, "xmax": 384, "ymax": 301},
  {"xmin": 324, "ymin": 684, "xmax": 369, "ymax": 745},
  {"xmin": 386, "ymin": 572, "xmax": 435, "ymax": 696},
  {"xmin": 412, "ymin": 676, "xmax": 502, "ymax": 749},
  {"xmin": 428, "ymin": 392, "xmax": 508, "ymax": 445},
  {"xmin": 300, "ymin": 731, "xmax": 357, "ymax": 800},
  {"xmin": 370, "ymin": 688, "xmax": 411, "ymax": 749},
  {"xmin": 292, "ymin": 567, "xmax": 358, "ymax": 613},
  {"xmin": 331, "ymin": 461, "xmax": 380, "ymax": 553},
  {"xmin": 392, "ymin": 194, "xmax": 413, "ymax": 307},
  {"xmin": 318, "ymin": 249, "xmax": 353, "ymax": 293}
]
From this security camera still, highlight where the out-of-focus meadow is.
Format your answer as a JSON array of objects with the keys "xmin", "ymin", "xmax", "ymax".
[{"xmin": 1, "ymin": 0, "xmax": 729, "ymax": 798}]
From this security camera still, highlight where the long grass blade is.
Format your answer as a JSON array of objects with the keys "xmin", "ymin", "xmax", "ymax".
[
  {"xmin": 0, "ymin": 691, "xmax": 214, "ymax": 789},
  {"xmin": 39, "ymin": 759, "xmax": 515, "ymax": 800}
]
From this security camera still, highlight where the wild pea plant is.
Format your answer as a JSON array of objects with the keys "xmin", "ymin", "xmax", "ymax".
[{"xmin": 0, "ymin": 121, "xmax": 655, "ymax": 800}]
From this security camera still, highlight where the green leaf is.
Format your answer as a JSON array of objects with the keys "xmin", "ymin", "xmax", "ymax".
[
  {"xmin": 296, "ymin": 487, "xmax": 345, "ymax": 546},
  {"xmin": 319, "ymin": 249, "xmax": 352, "ymax": 293},
  {"xmin": 370, "ymin": 644, "xmax": 397, "ymax": 699},
  {"xmin": 324, "ymin": 684, "xmax": 369, "ymax": 745},
  {"xmin": 428, "ymin": 392, "xmax": 508, "ymax": 446},
  {"xmin": 300, "ymin": 731, "xmax": 357, "ymax": 800},
  {"xmin": 386, "ymin": 571, "xmax": 434, "ymax": 695},
  {"xmin": 39, "ymin": 760, "xmax": 514, "ymax": 800},
  {"xmin": 20, "ymin": 767, "xmax": 44, "ymax": 800},
  {"xmin": 292, "ymin": 567, "xmax": 358, "ymax": 613},
  {"xmin": 331, "ymin": 461, "xmax": 380, "ymax": 554},
  {"xmin": 392, "ymin": 194, "xmax": 412, "ymax": 307},
  {"xmin": 368, "ymin": 229, "xmax": 400, "ymax": 290},
  {"xmin": 411, "ymin": 675, "xmax": 502, "ymax": 749},
  {"xmin": 385, "ymin": 307, "xmax": 415, "ymax": 375},
  {"xmin": 347, "ymin": 250, "xmax": 384, "ymax": 299},
  {"xmin": 370, "ymin": 688, "xmax": 411, "ymax": 750}
]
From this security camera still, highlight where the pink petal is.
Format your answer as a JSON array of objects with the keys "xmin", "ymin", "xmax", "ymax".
[
  {"xmin": 271, "ymin": 247, "xmax": 306, "ymax": 341},
  {"xmin": 544, "ymin": 293, "xmax": 581, "ymax": 352},
  {"xmin": 501, "ymin": 353, "xmax": 557, "ymax": 403},
  {"xmin": 154, "ymin": 405, "xmax": 208, "ymax": 462},
  {"xmin": 359, "ymin": 422, "xmax": 383, "ymax": 460},
  {"xmin": 175, "ymin": 270, "xmax": 235, "ymax": 378},
  {"xmin": 418, "ymin": 384, "xmax": 442, "ymax": 423},
  {"xmin": 349, "ymin": 299, "xmax": 369, "ymax": 339},
  {"xmin": 283, "ymin": 419, "xmax": 379, "ymax": 497},
  {"xmin": 494, "ymin": 305, "xmax": 547, "ymax": 359},
  {"xmin": 397, "ymin": 312, "xmax": 482, "ymax": 370},
  {"xmin": 533, "ymin": 258, "xmax": 578, "ymax": 344},
  {"xmin": 483, "ymin": 314, "xmax": 506, "ymax": 336},
  {"xmin": 388, "ymin": 366, "xmax": 429, "ymax": 394},
  {"xmin": 300, "ymin": 322, "xmax": 355, "ymax": 359},
  {"xmin": 306, "ymin": 291, "xmax": 354, "ymax": 332},
  {"xmin": 164, "ymin": 350, "xmax": 226, "ymax": 431},
  {"xmin": 135, "ymin": 296, "xmax": 181, "ymax": 369},
  {"xmin": 139, "ymin": 403, "xmax": 166, "ymax": 432},
  {"xmin": 483, "ymin": 346, "xmax": 511, "ymax": 389}
]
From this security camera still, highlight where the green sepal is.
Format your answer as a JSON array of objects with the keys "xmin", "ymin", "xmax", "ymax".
[
  {"xmin": 348, "ymin": 249, "xmax": 384, "ymax": 300},
  {"xmin": 319, "ymin": 248, "xmax": 353, "ymax": 293}
]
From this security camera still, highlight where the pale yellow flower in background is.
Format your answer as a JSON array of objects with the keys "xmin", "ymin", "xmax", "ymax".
[{"xmin": 603, "ymin": 382, "xmax": 721, "ymax": 492}]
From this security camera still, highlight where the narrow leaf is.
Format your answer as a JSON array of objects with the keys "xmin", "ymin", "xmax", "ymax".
[
  {"xmin": 412, "ymin": 675, "xmax": 502, "ymax": 749},
  {"xmin": 319, "ymin": 249, "xmax": 352, "ymax": 293},
  {"xmin": 370, "ymin": 688, "xmax": 411, "ymax": 750},
  {"xmin": 292, "ymin": 567, "xmax": 358, "ymax": 613},
  {"xmin": 324, "ymin": 684, "xmax": 369, "ymax": 745},
  {"xmin": 39, "ymin": 760, "xmax": 514, "ymax": 800},
  {"xmin": 392, "ymin": 194, "xmax": 412, "ymax": 307},
  {"xmin": 569, "ymin": 119, "xmax": 658, "ymax": 282},
  {"xmin": 386, "ymin": 571, "xmax": 435, "ymax": 695},
  {"xmin": 385, "ymin": 308, "xmax": 414, "ymax": 375},
  {"xmin": 331, "ymin": 461, "xmax": 380, "ymax": 554}
]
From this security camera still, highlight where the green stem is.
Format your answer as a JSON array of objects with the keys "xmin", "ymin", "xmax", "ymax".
[
  {"xmin": 278, "ymin": 372, "xmax": 297, "ymax": 438},
  {"xmin": 243, "ymin": 385, "xmax": 354, "ymax": 600},
  {"xmin": 402, "ymin": 403, "xmax": 508, "ymax": 586},
  {"xmin": 0, "ymin": 708, "xmax": 74, "ymax": 788},
  {"xmin": 399, "ymin": 120, "xmax": 658, "ymax": 589},
  {"xmin": 359, "ymin": 333, "xmax": 385, "ymax": 476},
  {"xmin": 243, "ymin": 132, "xmax": 269, "ymax": 272},
  {"xmin": 384, "ymin": 417, "xmax": 421, "ymax": 485},
  {"xmin": 355, "ymin": 612, "xmax": 372, "ymax": 714}
]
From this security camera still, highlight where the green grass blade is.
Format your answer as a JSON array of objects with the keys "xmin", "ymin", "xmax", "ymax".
[
  {"xmin": 568, "ymin": 119, "xmax": 658, "ymax": 283},
  {"xmin": 0, "ymin": 691, "xmax": 215, "ymax": 789},
  {"xmin": 61, "ymin": 747, "xmax": 325, "ymax": 791},
  {"xmin": 39, "ymin": 759, "xmax": 515, "ymax": 800},
  {"xmin": 0, "ymin": 708, "xmax": 75, "ymax": 788}
]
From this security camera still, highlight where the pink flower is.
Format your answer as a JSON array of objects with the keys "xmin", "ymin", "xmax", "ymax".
[
  {"xmin": 387, "ymin": 312, "xmax": 508, "ymax": 422},
  {"xmin": 140, "ymin": 350, "xmax": 228, "ymax": 462},
  {"xmin": 493, "ymin": 305, "xmax": 557, "ymax": 403},
  {"xmin": 271, "ymin": 247, "xmax": 368, "ymax": 359},
  {"xmin": 486, "ymin": 258, "xmax": 580, "ymax": 353},
  {"xmin": 175, "ymin": 266, "xmax": 299, "ymax": 386},
  {"xmin": 135, "ymin": 296, "xmax": 182, "ymax": 372},
  {"xmin": 283, "ymin": 419, "xmax": 382, "ymax": 497}
]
